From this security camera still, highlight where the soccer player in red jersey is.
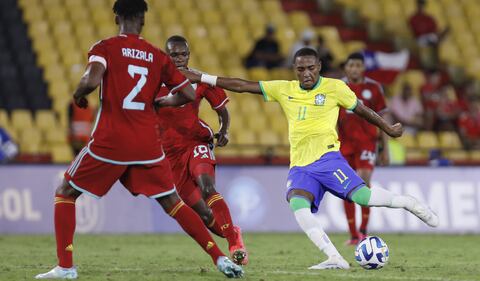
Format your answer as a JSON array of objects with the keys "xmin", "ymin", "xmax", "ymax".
[
  {"xmin": 155, "ymin": 36, "xmax": 247, "ymax": 265},
  {"xmin": 35, "ymin": 1, "xmax": 243, "ymax": 279},
  {"xmin": 337, "ymin": 53, "xmax": 389, "ymax": 245}
]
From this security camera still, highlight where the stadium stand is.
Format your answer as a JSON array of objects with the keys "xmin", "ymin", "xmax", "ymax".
[{"xmin": 0, "ymin": 0, "xmax": 478, "ymax": 165}]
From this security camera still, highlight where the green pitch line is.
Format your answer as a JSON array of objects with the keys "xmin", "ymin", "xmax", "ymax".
[{"xmin": 1, "ymin": 233, "xmax": 479, "ymax": 281}]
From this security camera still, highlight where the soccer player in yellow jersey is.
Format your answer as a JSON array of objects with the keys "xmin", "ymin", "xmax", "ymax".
[{"xmin": 183, "ymin": 48, "xmax": 439, "ymax": 269}]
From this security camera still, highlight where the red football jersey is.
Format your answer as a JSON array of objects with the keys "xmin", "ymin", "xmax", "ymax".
[
  {"xmin": 338, "ymin": 77, "xmax": 387, "ymax": 143},
  {"xmin": 86, "ymin": 34, "xmax": 189, "ymax": 163},
  {"xmin": 156, "ymin": 82, "xmax": 229, "ymax": 156}
]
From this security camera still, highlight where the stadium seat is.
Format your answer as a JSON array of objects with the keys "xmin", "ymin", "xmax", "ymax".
[
  {"xmin": 258, "ymin": 131, "xmax": 281, "ymax": 145},
  {"xmin": 416, "ymin": 132, "xmax": 439, "ymax": 150},
  {"xmin": 444, "ymin": 150, "xmax": 469, "ymax": 163},
  {"xmin": 396, "ymin": 133, "xmax": 417, "ymax": 149},
  {"xmin": 50, "ymin": 143, "xmax": 73, "ymax": 163},
  {"xmin": 0, "ymin": 110, "xmax": 9, "ymax": 127},
  {"xmin": 44, "ymin": 128, "xmax": 67, "ymax": 145},
  {"xmin": 438, "ymin": 132, "xmax": 462, "ymax": 150},
  {"xmin": 35, "ymin": 110, "xmax": 57, "ymax": 132},
  {"xmin": 11, "ymin": 110, "xmax": 34, "ymax": 131}
]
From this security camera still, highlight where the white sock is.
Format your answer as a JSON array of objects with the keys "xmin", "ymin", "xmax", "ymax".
[
  {"xmin": 293, "ymin": 208, "xmax": 341, "ymax": 258},
  {"xmin": 368, "ymin": 187, "xmax": 415, "ymax": 209}
]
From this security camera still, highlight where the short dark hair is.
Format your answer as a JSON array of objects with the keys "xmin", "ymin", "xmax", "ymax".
[
  {"xmin": 165, "ymin": 35, "xmax": 188, "ymax": 49},
  {"xmin": 113, "ymin": 0, "xmax": 148, "ymax": 19},
  {"xmin": 346, "ymin": 52, "xmax": 364, "ymax": 63},
  {"xmin": 293, "ymin": 47, "xmax": 319, "ymax": 62}
]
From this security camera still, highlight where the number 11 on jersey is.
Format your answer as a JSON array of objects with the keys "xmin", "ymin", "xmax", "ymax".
[{"xmin": 333, "ymin": 168, "xmax": 349, "ymax": 184}]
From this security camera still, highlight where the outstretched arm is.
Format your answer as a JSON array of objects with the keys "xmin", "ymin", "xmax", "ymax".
[
  {"xmin": 181, "ymin": 70, "xmax": 262, "ymax": 95},
  {"xmin": 73, "ymin": 62, "xmax": 105, "ymax": 108},
  {"xmin": 353, "ymin": 102, "xmax": 403, "ymax": 138},
  {"xmin": 155, "ymin": 84, "xmax": 196, "ymax": 107}
]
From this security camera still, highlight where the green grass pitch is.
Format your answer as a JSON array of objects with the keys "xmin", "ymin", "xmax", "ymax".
[{"xmin": 1, "ymin": 233, "xmax": 479, "ymax": 281}]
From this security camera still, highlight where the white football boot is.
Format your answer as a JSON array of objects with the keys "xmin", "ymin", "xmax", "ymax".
[
  {"xmin": 216, "ymin": 256, "xmax": 244, "ymax": 278},
  {"xmin": 406, "ymin": 196, "xmax": 439, "ymax": 227},
  {"xmin": 309, "ymin": 255, "xmax": 350, "ymax": 270},
  {"xmin": 35, "ymin": 266, "xmax": 78, "ymax": 279}
]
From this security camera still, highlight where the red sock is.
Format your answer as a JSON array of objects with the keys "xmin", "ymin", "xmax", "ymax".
[
  {"xmin": 360, "ymin": 206, "xmax": 370, "ymax": 235},
  {"xmin": 54, "ymin": 194, "xmax": 76, "ymax": 268},
  {"xmin": 206, "ymin": 193, "xmax": 237, "ymax": 248},
  {"xmin": 344, "ymin": 201, "xmax": 359, "ymax": 239},
  {"xmin": 207, "ymin": 218, "xmax": 225, "ymax": 238},
  {"xmin": 169, "ymin": 200, "xmax": 224, "ymax": 264}
]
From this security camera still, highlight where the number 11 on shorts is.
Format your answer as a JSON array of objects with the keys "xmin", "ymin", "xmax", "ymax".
[{"xmin": 333, "ymin": 169, "xmax": 349, "ymax": 184}]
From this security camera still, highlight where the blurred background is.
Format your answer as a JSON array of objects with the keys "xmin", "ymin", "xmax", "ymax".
[{"xmin": 1, "ymin": 0, "xmax": 480, "ymax": 165}]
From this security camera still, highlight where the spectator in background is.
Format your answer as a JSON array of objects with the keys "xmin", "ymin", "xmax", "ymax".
[
  {"xmin": 288, "ymin": 29, "xmax": 316, "ymax": 65},
  {"xmin": 245, "ymin": 25, "xmax": 284, "ymax": 69},
  {"xmin": 408, "ymin": 0, "xmax": 449, "ymax": 68},
  {"xmin": 421, "ymin": 69, "xmax": 443, "ymax": 130},
  {"xmin": 68, "ymin": 101, "xmax": 94, "ymax": 155},
  {"xmin": 389, "ymin": 83, "xmax": 424, "ymax": 134},
  {"xmin": 431, "ymin": 86, "xmax": 461, "ymax": 131},
  {"xmin": 316, "ymin": 35, "xmax": 334, "ymax": 74},
  {"xmin": 458, "ymin": 99, "xmax": 480, "ymax": 149},
  {"xmin": 0, "ymin": 127, "xmax": 18, "ymax": 163}
]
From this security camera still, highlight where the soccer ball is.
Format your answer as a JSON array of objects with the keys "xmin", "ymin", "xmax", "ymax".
[{"xmin": 354, "ymin": 236, "xmax": 389, "ymax": 269}]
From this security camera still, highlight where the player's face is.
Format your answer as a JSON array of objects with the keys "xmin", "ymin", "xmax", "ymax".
[
  {"xmin": 345, "ymin": 59, "xmax": 365, "ymax": 82},
  {"xmin": 166, "ymin": 43, "xmax": 190, "ymax": 69},
  {"xmin": 293, "ymin": 56, "xmax": 321, "ymax": 90}
]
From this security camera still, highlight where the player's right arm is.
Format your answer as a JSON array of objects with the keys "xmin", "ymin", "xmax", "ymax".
[
  {"xmin": 72, "ymin": 62, "xmax": 106, "ymax": 108},
  {"xmin": 181, "ymin": 70, "xmax": 262, "ymax": 95}
]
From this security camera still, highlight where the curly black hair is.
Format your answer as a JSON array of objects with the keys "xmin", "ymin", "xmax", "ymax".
[
  {"xmin": 293, "ymin": 47, "xmax": 319, "ymax": 62},
  {"xmin": 112, "ymin": 0, "xmax": 148, "ymax": 19},
  {"xmin": 165, "ymin": 35, "xmax": 188, "ymax": 49},
  {"xmin": 346, "ymin": 52, "xmax": 364, "ymax": 63}
]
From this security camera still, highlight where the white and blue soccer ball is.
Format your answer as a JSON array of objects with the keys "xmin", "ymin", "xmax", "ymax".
[{"xmin": 354, "ymin": 236, "xmax": 389, "ymax": 270}]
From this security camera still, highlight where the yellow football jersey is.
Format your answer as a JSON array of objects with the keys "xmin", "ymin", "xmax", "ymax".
[{"xmin": 260, "ymin": 77, "xmax": 358, "ymax": 167}]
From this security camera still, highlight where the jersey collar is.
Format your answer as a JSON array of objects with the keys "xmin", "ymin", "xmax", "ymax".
[{"xmin": 299, "ymin": 76, "xmax": 322, "ymax": 91}]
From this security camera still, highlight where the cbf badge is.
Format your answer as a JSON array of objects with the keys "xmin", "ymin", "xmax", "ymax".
[{"xmin": 315, "ymin": 94, "xmax": 326, "ymax": 106}]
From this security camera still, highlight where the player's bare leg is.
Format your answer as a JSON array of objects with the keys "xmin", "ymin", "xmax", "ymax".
[
  {"xmin": 288, "ymin": 189, "xmax": 350, "ymax": 270},
  {"xmin": 357, "ymin": 169, "xmax": 372, "ymax": 238},
  {"xmin": 195, "ymin": 170, "xmax": 248, "ymax": 266},
  {"xmin": 36, "ymin": 180, "xmax": 81, "ymax": 279},
  {"xmin": 351, "ymin": 186, "xmax": 439, "ymax": 227},
  {"xmin": 344, "ymin": 168, "xmax": 372, "ymax": 245},
  {"xmin": 156, "ymin": 192, "xmax": 243, "ymax": 278}
]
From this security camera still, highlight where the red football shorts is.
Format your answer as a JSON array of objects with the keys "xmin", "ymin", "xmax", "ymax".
[
  {"xmin": 341, "ymin": 140, "xmax": 377, "ymax": 171},
  {"xmin": 64, "ymin": 148, "xmax": 176, "ymax": 199},
  {"xmin": 168, "ymin": 143, "xmax": 216, "ymax": 206}
]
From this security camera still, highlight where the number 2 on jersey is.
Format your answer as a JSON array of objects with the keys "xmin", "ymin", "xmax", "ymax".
[{"xmin": 123, "ymin": 64, "xmax": 148, "ymax": 110}]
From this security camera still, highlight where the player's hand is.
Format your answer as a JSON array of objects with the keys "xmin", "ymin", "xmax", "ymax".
[
  {"xmin": 386, "ymin": 123, "xmax": 403, "ymax": 138},
  {"xmin": 180, "ymin": 69, "xmax": 201, "ymax": 83},
  {"xmin": 74, "ymin": 95, "xmax": 88, "ymax": 108},
  {"xmin": 215, "ymin": 131, "xmax": 229, "ymax": 147}
]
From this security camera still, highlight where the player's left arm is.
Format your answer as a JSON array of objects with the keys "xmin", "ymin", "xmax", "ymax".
[
  {"xmin": 353, "ymin": 102, "xmax": 403, "ymax": 138},
  {"xmin": 214, "ymin": 106, "xmax": 230, "ymax": 147},
  {"xmin": 72, "ymin": 62, "xmax": 105, "ymax": 108}
]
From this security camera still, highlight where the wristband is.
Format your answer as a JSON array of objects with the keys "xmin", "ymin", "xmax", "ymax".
[{"xmin": 200, "ymin": 74, "xmax": 218, "ymax": 86}]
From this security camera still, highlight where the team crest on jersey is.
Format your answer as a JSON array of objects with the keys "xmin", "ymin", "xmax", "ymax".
[
  {"xmin": 362, "ymin": 89, "xmax": 372, "ymax": 100},
  {"xmin": 314, "ymin": 94, "xmax": 326, "ymax": 106}
]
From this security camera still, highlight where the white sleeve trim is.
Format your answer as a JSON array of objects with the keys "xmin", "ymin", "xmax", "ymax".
[
  {"xmin": 213, "ymin": 98, "xmax": 229, "ymax": 109},
  {"xmin": 89, "ymin": 55, "xmax": 107, "ymax": 70}
]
